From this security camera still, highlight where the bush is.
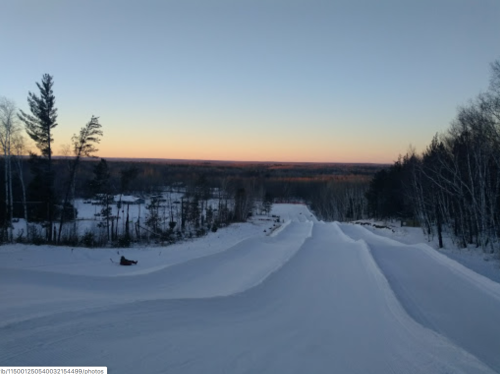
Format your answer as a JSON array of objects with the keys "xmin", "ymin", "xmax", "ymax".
[
  {"xmin": 81, "ymin": 231, "xmax": 96, "ymax": 248},
  {"xmin": 15, "ymin": 229, "xmax": 26, "ymax": 243},
  {"xmin": 116, "ymin": 234, "xmax": 131, "ymax": 247},
  {"xmin": 28, "ymin": 225, "xmax": 46, "ymax": 245},
  {"xmin": 60, "ymin": 232, "xmax": 79, "ymax": 247}
]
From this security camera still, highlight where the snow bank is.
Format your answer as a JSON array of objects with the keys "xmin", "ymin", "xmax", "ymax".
[{"xmin": 338, "ymin": 222, "xmax": 500, "ymax": 372}]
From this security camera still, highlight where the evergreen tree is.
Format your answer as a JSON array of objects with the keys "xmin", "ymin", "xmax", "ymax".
[
  {"xmin": 263, "ymin": 192, "xmax": 273, "ymax": 215},
  {"xmin": 26, "ymin": 155, "xmax": 58, "ymax": 226},
  {"xmin": 18, "ymin": 74, "xmax": 58, "ymax": 159},
  {"xmin": 18, "ymin": 74, "xmax": 58, "ymax": 241}
]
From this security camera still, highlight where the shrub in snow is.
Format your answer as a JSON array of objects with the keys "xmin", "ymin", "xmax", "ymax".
[
  {"xmin": 115, "ymin": 234, "xmax": 131, "ymax": 248},
  {"xmin": 81, "ymin": 231, "xmax": 97, "ymax": 248},
  {"xmin": 28, "ymin": 225, "xmax": 46, "ymax": 245}
]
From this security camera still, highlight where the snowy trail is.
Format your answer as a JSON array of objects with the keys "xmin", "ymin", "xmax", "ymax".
[
  {"xmin": 338, "ymin": 222, "xmax": 500, "ymax": 372},
  {"xmin": 0, "ymin": 221, "xmax": 494, "ymax": 373},
  {"xmin": 0, "ymin": 220, "xmax": 312, "ymax": 326}
]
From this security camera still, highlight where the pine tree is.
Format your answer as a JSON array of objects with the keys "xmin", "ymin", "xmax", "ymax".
[
  {"xmin": 18, "ymin": 74, "xmax": 58, "ymax": 159},
  {"xmin": 18, "ymin": 74, "xmax": 58, "ymax": 241}
]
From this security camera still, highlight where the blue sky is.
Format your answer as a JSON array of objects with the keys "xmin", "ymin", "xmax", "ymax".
[{"xmin": 1, "ymin": 0, "xmax": 499, "ymax": 163}]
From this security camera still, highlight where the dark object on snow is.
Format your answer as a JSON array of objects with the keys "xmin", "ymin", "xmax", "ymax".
[{"xmin": 120, "ymin": 256, "xmax": 138, "ymax": 266}]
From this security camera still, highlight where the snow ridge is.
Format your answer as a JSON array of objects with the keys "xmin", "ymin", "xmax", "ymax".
[{"xmin": 331, "ymin": 222, "xmax": 494, "ymax": 373}]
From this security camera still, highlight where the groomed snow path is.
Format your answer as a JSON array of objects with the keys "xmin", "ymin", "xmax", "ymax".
[{"xmin": 0, "ymin": 207, "xmax": 498, "ymax": 373}]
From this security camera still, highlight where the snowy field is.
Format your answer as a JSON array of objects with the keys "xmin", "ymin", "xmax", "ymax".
[{"xmin": 1, "ymin": 204, "xmax": 500, "ymax": 373}]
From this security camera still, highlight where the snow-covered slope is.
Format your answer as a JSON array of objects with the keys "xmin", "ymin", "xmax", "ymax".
[
  {"xmin": 338, "ymin": 222, "xmax": 500, "ymax": 372},
  {"xmin": 0, "ymin": 205, "xmax": 311, "ymax": 325},
  {"xmin": 1, "ymin": 205, "xmax": 499, "ymax": 373}
]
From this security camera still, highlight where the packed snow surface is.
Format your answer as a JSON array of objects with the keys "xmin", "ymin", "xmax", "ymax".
[
  {"xmin": 1, "ymin": 205, "xmax": 499, "ymax": 373},
  {"xmin": 338, "ymin": 223, "xmax": 500, "ymax": 371}
]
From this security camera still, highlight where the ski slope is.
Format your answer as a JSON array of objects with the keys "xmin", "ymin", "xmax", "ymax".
[{"xmin": 1, "ymin": 205, "xmax": 499, "ymax": 373}]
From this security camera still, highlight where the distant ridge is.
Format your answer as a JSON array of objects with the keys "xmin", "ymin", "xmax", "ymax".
[{"xmin": 53, "ymin": 156, "xmax": 389, "ymax": 167}]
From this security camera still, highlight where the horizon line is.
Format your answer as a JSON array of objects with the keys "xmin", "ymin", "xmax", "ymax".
[{"xmin": 49, "ymin": 155, "xmax": 390, "ymax": 166}]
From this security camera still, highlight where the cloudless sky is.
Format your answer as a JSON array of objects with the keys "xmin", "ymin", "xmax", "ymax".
[{"xmin": 1, "ymin": 0, "xmax": 500, "ymax": 163}]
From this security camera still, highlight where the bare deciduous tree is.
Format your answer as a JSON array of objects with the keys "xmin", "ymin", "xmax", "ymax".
[
  {"xmin": 12, "ymin": 134, "xmax": 29, "ymax": 238},
  {"xmin": 57, "ymin": 116, "xmax": 103, "ymax": 243},
  {"xmin": 0, "ymin": 97, "xmax": 20, "ymax": 241}
]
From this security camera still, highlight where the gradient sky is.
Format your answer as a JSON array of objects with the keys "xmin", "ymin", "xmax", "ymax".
[{"xmin": 1, "ymin": 0, "xmax": 500, "ymax": 163}]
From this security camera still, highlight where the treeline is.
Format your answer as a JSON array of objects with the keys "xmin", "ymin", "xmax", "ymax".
[
  {"xmin": 59, "ymin": 158, "xmax": 382, "ymax": 196},
  {"xmin": 0, "ymin": 153, "xmax": 379, "ymax": 247},
  {"xmin": 308, "ymin": 175, "xmax": 371, "ymax": 221},
  {"xmin": 366, "ymin": 60, "xmax": 500, "ymax": 253},
  {"xmin": 0, "ymin": 156, "xmax": 377, "ymax": 246},
  {"xmin": 77, "ymin": 160, "xmax": 260, "ymax": 247},
  {"xmin": 0, "ymin": 74, "xmax": 103, "ymax": 245}
]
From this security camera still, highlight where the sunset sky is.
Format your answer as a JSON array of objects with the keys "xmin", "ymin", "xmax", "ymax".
[{"xmin": 2, "ymin": 0, "xmax": 500, "ymax": 163}]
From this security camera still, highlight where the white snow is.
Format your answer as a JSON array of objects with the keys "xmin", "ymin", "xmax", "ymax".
[
  {"xmin": 352, "ymin": 219, "xmax": 500, "ymax": 284},
  {"xmin": 338, "ymin": 222, "xmax": 500, "ymax": 371},
  {"xmin": 1, "ymin": 204, "xmax": 499, "ymax": 373}
]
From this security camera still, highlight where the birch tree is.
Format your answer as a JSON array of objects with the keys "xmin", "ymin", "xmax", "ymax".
[
  {"xmin": 367, "ymin": 60, "xmax": 500, "ymax": 253},
  {"xmin": 12, "ymin": 134, "xmax": 29, "ymax": 239},
  {"xmin": 0, "ymin": 97, "xmax": 19, "ymax": 242}
]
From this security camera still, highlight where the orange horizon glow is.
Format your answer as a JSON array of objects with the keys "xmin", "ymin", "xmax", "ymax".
[
  {"xmin": 48, "ymin": 130, "xmax": 406, "ymax": 165},
  {"xmin": 46, "ymin": 109, "xmax": 423, "ymax": 166},
  {"xmin": 83, "ymin": 127, "xmax": 405, "ymax": 164},
  {"xmin": 58, "ymin": 144, "xmax": 397, "ymax": 164},
  {"xmin": 92, "ymin": 153, "xmax": 393, "ymax": 165}
]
